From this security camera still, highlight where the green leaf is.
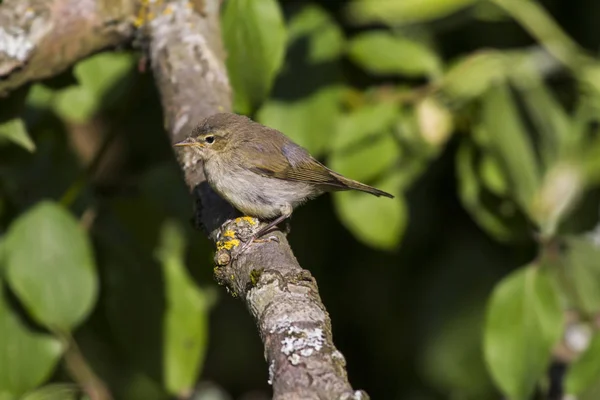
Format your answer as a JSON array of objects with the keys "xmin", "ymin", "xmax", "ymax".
[
  {"xmin": 257, "ymin": 85, "xmax": 343, "ymax": 155},
  {"xmin": 563, "ymin": 237, "xmax": 600, "ymax": 315},
  {"xmin": 4, "ymin": 201, "xmax": 98, "ymax": 331},
  {"xmin": 510, "ymin": 55, "xmax": 572, "ymax": 168},
  {"xmin": 333, "ymin": 172, "xmax": 406, "ymax": 250},
  {"xmin": 455, "ymin": 140, "xmax": 526, "ymax": 242},
  {"xmin": 481, "ymin": 83, "xmax": 540, "ymax": 214},
  {"xmin": 0, "ymin": 285, "xmax": 63, "ymax": 398},
  {"xmin": 222, "ymin": 0, "xmax": 287, "ymax": 114},
  {"xmin": 347, "ymin": 0, "xmax": 481, "ymax": 25},
  {"xmin": 484, "ymin": 266, "xmax": 563, "ymax": 400},
  {"xmin": 52, "ymin": 86, "xmax": 98, "ymax": 123},
  {"xmin": 566, "ymin": 332, "xmax": 600, "ymax": 396},
  {"xmin": 441, "ymin": 51, "xmax": 506, "ymax": 101},
  {"xmin": 0, "ymin": 118, "xmax": 35, "ymax": 152},
  {"xmin": 52, "ymin": 52, "xmax": 135, "ymax": 122},
  {"xmin": 331, "ymin": 101, "xmax": 399, "ymax": 151},
  {"xmin": 21, "ymin": 384, "xmax": 80, "ymax": 400},
  {"xmin": 347, "ymin": 32, "xmax": 441, "ymax": 77},
  {"xmin": 287, "ymin": 5, "xmax": 345, "ymax": 63},
  {"xmin": 329, "ymin": 102, "xmax": 401, "ymax": 183},
  {"xmin": 156, "ymin": 221, "xmax": 209, "ymax": 396}
]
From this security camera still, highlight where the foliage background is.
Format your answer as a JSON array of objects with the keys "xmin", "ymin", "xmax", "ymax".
[{"xmin": 2, "ymin": 0, "xmax": 600, "ymax": 399}]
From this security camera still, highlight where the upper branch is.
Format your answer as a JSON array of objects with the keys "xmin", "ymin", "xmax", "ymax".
[{"xmin": 0, "ymin": 0, "xmax": 136, "ymax": 96}]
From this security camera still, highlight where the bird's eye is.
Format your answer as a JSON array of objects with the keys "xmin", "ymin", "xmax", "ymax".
[{"xmin": 205, "ymin": 135, "xmax": 215, "ymax": 144}]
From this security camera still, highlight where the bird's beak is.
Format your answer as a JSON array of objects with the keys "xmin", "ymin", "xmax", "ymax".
[{"xmin": 174, "ymin": 138, "xmax": 203, "ymax": 148}]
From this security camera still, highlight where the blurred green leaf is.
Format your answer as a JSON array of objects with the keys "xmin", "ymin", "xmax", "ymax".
[
  {"xmin": 21, "ymin": 384, "xmax": 80, "ymax": 400},
  {"xmin": 563, "ymin": 237, "xmax": 600, "ymax": 315},
  {"xmin": 481, "ymin": 83, "xmax": 540, "ymax": 214},
  {"xmin": 484, "ymin": 265, "xmax": 563, "ymax": 400},
  {"xmin": 479, "ymin": 153, "xmax": 509, "ymax": 197},
  {"xmin": 52, "ymin": 86, "xmax": 98, "ymax": 123},
  {"xmin": 0, "ymin": 285, "xmax": 63, "ymax": 398},
  {"xmin": 510, "ymin": 54, "xmax": 571, "ymax": 168},
  {"xmin": 287, "ymin": 5, "xmax": 345, "ymax": 63},
  {"xmin": 4, "ymin": 201, "xmax": 98, "ymax": 331},
  {"xmin": 25, "ymin": 84, "xmax": 54, "ymax": 109},
  {"xmin": 333, "ymin": 172, "xmax": 405, "ymax": 250},
  {"xmin": 156, "ymin": 221, "xmax": 209, "ymax": 396},
  {"xmin": 74, "ymin": 52, "xmax": 135, "ymax": 99},
  {"xmin": 347, "ymin": 0, "xmax": 481, "ymax": 25},
  {"xmin": 566, "ymin": 331, "xmax": 600, "ymax": 396},
  {"xmin": 222, "ymin": 0, "xmax": 287, "ymax": 114},
  {"xmin": 441, "ymin": 51, "xmax": 506, "ymax": 101},
  {"xmin": 531, "ymin": 163, "xmax": 583, "ymax": 237},
  {"xmin": 456, "ymin": 140, "xmax": 526, "ymax": 242},
  {"xmin": 52, "ymin": 52, "xmax": 134, "ymax": 122},
  {"xmin": 329, "ymin": 102, "xmax": 400, "ymax": 183},
  {"xmin": 331, "ymin": 101, "xmax": 399, "ymax": 151},
  {"xmin": 257, "ymin": 85, "xmax": 343, "ymax": 155},
  {"xmin": 347, "ymin": 32, "xmax": 441, "ymax": 77},
  {"xmin": 0, "ymin": 118, "xmax": 35, "ymax": 152}
]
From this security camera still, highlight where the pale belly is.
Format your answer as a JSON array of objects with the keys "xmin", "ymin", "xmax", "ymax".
[{"xmin": 204, "ymin": 159, "xmax": 320, "ymax": 219}]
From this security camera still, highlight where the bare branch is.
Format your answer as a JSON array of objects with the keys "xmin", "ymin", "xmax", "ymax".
[
  {"xmin": 0, "ymin": 0, "xmax": 136, "ymax": 96},
  {"xmin": 143, "ymin": 1, "xmax": 367, "ymax": 398}
]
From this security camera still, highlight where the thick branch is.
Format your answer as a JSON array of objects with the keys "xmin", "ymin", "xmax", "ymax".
[
  {"xmin": 0, "ymin": 0, "xmax": 135, "ymax": 96},
  {"xmin": 144, "ymin": 1, "xmax": 367, "ymax": 398}
]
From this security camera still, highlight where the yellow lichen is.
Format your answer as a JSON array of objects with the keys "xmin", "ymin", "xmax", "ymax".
[
  {"xmin": 216, "ymin": 239, "xmax": 240, "ymax": 251},
  {"xmin": 162, "ymin": 5, "xmax": 173, "ymax": 15},
  {"xmin": 235, "ymin": 216, "xmax": 257, "ymax": 225},
  {"xmin": 223, "ymin": 229, "xmax": 236, "ymax": 238}
]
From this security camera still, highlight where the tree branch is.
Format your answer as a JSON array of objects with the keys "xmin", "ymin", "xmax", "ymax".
[
  {"xmin": 0, "ymin": 0, "xmax": 368, "ymax": 397},
  {"xmin": 143, "ymin": 1, "xmax": 367, "ymax": 398},
  {"xmin": 0, "ymin": 0, "xmax": 135, "ymax": 96}
]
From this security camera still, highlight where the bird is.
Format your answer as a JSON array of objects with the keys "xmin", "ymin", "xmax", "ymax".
[{"xmin": 174, "ymin": 113, "xmax": 394, "ymax": 251}]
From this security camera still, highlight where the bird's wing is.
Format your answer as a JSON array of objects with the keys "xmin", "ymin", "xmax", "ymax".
[{"xmin": 238, "ymin": 140, "xmax": 343, "ymax": 186}]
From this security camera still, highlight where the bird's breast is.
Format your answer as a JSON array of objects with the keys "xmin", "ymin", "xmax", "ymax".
[{"xmin": 203, "ymin": 157, "xmax": 320, "ymax": 218}]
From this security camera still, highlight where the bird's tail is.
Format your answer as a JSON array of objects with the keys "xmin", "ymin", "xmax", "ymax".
[{"xmin": 332, "ymin": 173, "xmax": 395, "ymax": 198}]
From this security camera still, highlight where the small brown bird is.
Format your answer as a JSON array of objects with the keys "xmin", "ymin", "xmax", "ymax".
[{"xmin": 175, "ymin": 113, "xmax": 393, "ymax": 248}]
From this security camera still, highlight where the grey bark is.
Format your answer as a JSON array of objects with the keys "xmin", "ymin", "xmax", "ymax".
[{"xmin": 0, "ymin": 0, "xmax": 368, "ymax": 398}]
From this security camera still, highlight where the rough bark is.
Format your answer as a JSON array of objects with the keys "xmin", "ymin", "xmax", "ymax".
[
  {"xmin": 0, "ymin": 0, "xmax": 368, "ymax": 398},
  {"xmin": 0, "ymin": 0, "xmax": 135, "ymax": 96}
]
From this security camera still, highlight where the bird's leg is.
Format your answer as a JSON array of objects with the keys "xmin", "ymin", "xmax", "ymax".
[{"xmin": 235, "ymin": 206, "xmax": 292, "ymax": 256}]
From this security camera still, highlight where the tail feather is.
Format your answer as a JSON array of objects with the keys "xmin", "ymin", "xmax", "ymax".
[{"xmin": 331, "ymin": 173, "xmax": 395, "ymax": 198}]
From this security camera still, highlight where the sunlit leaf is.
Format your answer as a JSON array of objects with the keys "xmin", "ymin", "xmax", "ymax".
[
  {"xmin": 222, "ymin": 0, "xmax": 287, "ymax": 114},
  {"xmin": 347, "ymin": 0, "xmax": 481, "ymax": 25},
  {"xmin": 347, "ymin": 32, "xmax": 441, "ymax": 77},
  {"xmin": 481, "ymin": 83, "xmax": 540, "ymax": 213},
  {"xmin": 333, "ymin": 172, "xmax": 405, "ymax": 250},
  {"xmin": 565, "ymin": 332, "xmax": 600, "ymax": 396},
  {"xmin": 484, "ymin": 265, "xmax": 563, "ymax": 400},
  {"xmin": 0, "ymin": 285, "xmax": 63, "ymax": 398},
  {"xmin": 0, "ymin": 118, "xmax": 35, "ymax": 152},
  {"xmin": 415, "ymin": 97, "xmax": 454, "ymax": 147},
  {"xmin": 531, "ymin": 163, "xmax": 583, "ymax": 237},
  {"xmin": 156, "ymin": 221, "xmax": 209, "ymax": 396},
  {"xmin": 21, "ymin": 384, "xmax": 80, "ymax": 400},
  {"xmin": 4, "ymin": 201, "xmax": 98, "ymax": 331},
  {"xmin": 52, "ymin": 86, "xmax": 98, "ymax": 123}
]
